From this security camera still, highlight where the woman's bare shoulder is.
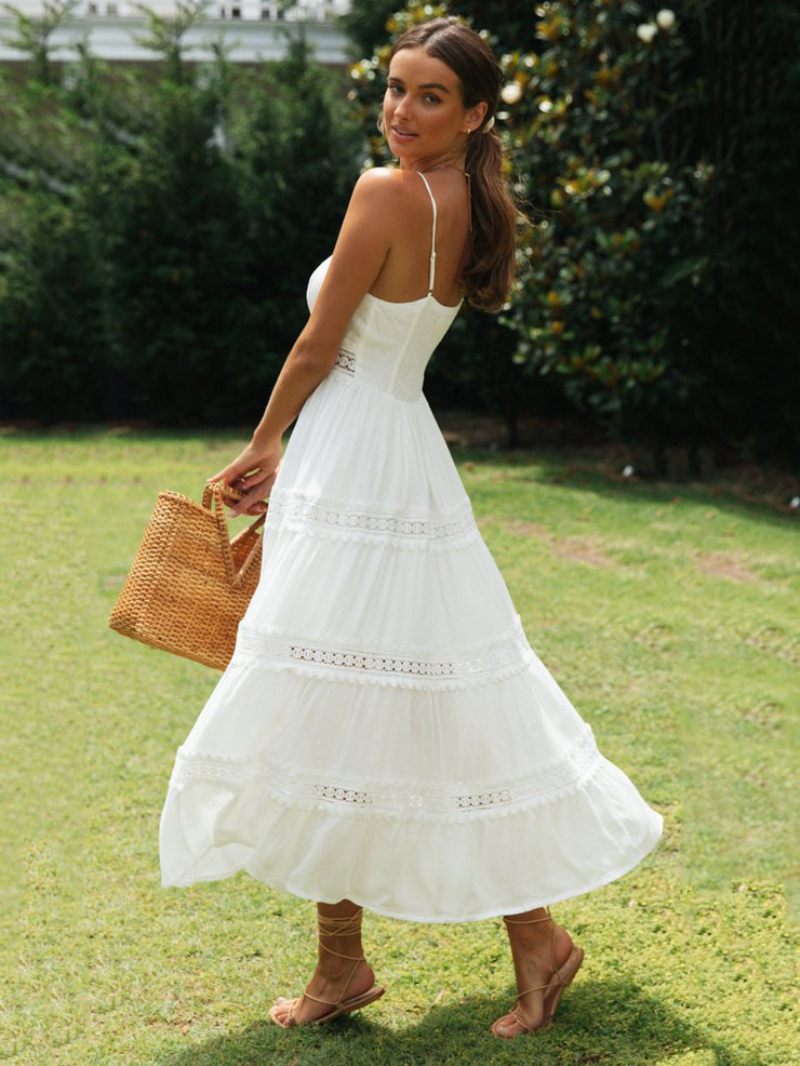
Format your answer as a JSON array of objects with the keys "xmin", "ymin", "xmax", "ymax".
[{"xmin": 349, "ymin": 166, "xmax": 420, "ymax": 216}]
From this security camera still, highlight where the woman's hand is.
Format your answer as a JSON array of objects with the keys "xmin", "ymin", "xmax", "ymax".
[{"xmin": 206, "ymin": 436, "xmax": 283, "ymax": 518}]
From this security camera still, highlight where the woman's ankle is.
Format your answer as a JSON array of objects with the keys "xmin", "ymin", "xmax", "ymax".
[
  {"xmin": 316, "ymin": 943, "xmax": 364, "ymax": 967},
  {"xmin": 313, "ymin": 954, "xmax": 370, "ymax": 986},
  {"xmin": 504, "ymin": 907, "xmax": 553, "ymax": 940},
  {"xmin": 504, "ymin": 904, "xmax": 550, "ymax": 922}
]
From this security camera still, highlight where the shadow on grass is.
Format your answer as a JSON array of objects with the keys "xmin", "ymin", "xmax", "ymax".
[
  {"xmin": 153, "ymin": 979, "xmax": 762, "ymax": 1066},
  {"xmin": 4, "ymin": 425, "xmax": 792, "ymax": 530},
  {"xmin": 453, "ymin": 444, "xmax": 796, "ymax": 532}
]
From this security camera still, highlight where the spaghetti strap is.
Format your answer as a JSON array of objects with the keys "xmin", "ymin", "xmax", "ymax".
[{"xmin": 417, "ymin": 171, "xmax": 437, "ymax": 295}]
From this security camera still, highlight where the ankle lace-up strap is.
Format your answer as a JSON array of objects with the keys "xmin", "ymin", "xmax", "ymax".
[
  {"xmin": 503, "ymin": 905, "xmax": 559, "ymax": 1000},
  {"xmin": 295, "ymin": 907, "xmax": 367, "ymax": 1012},
  {"xmin": 503, "ymin": 904, "xmax": 552, "ymax": 925},
  {"xmin": 315, "ymin": 907, "xmax": 365, "ymax": 963}
]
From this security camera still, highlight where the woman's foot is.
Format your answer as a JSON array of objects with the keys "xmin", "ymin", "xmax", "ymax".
[
  {"xmin": 269, "ymin": 902, "xmax": 383, "ymax": 1027},
  {"xmin": 270, "ymin": 957, "xmax": 378, "ymax": 1025},
  {"xmin": 491, "ymin": 907, "xmax": 581, "ymax": 1038}
]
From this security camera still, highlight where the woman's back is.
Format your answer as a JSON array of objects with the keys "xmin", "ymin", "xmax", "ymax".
[
  {"xmin": 365, "ymin": 166, "xmax": 471, "ymax": 308},
  {"xmin": 302, "ymin": 170, "xmax": 465, "ymax": 401}
]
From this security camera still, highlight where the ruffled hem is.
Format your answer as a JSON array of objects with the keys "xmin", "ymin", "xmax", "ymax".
[
  {"xmin": 160, "ymin": 825, "xmax": 663, "ymax": 924},
  {"xmin": 159, "ymin": 752, "xmax": 664, "ymax": 922}
]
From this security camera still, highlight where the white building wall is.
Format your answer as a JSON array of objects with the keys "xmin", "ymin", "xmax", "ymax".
[
  {"xmin": 0, "ymin": 0, "xmax": 353, "ymax": 62},
  {"xmin": 3, "ymin": 0, "xmax": 351, "ymax": 16}
]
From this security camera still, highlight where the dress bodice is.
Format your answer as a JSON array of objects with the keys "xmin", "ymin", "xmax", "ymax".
[{"xmin": 305, "ymin": 171, "xmax": 463, "ymax": 403}]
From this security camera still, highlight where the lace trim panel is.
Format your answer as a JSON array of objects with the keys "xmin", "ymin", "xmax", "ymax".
[
  {"xmin": 334, "ymin": 347, "xmax": 356, "ymax": 375},
  {"xmin": 232, "ymin": 614, "xmax": 536, "ymax": 691},
  {"xmin": 264, "ymin": 490, "xmax": 479, "ymax": 552},
  {"xmin": 171, "ymin": 723, "xmax": 602, "ymax": 822}
]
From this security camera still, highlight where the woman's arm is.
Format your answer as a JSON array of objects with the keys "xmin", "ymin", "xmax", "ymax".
[{"xmin": 208, "ymin": 168, "xmax": 400, "ymax": 516}]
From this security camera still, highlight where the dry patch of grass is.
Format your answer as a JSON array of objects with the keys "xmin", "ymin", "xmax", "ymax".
[
  {"xmin": 551, "ymin": 535, "xmax": 616, "ymax": 569},
  {"xmin": 497, "ymin": 517, "xmax": 617, "ymax": 569},
  {"xmin": 630, "ymin": 621, "xmax": 677, "ymax": 652},
  {"xmin": 692, "ymin": 549, "xmax": 760, "ymax": 583},
  {"xmin": 740, "ymin": 624, "xmax": 800, "ymax": 666}
]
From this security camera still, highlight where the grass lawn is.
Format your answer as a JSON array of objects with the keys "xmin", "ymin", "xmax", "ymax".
[{"xmin": 1, "ymin": 428, "xmax": 797, "ymax": 1065}]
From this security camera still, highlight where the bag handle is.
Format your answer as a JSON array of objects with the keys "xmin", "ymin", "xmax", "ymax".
[{"xmin": 203, "ymin": 480, "xmax": 267, "ymax": 588}]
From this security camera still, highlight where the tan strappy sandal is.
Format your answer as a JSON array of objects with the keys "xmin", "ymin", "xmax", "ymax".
[
  {"xmin": 268, "ymin": 906, "xmax": 386, "ymax": 1028},
  {"xmin": 491, "ymin": 905, "xmax": 584, "ymax": 1038}
]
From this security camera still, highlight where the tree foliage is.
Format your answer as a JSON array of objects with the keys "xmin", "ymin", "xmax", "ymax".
[
  {"xmin": 0, "ymin": 2, "xmax": 363, "ymax": 425},
  {"xmin": 347, "ymin": 0, "xmax": 799, "ymax": 464},
  {"xmin": 1, "ymin": 0, "xmax": 797, "ymax": 463}
]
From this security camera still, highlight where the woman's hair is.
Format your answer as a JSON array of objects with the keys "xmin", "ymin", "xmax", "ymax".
[{"xmin": 388, "ymin": 16, "xmax": 530, "ymax": 313}]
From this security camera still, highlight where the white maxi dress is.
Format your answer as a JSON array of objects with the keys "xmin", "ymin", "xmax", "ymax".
[{"xmin": 158, "ymin": 171, "xmax": 663, "ymax": 922}]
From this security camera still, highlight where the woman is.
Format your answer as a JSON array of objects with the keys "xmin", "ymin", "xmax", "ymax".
[{"xmin": 158, "ymin": 17, "xmax": 663, "ymax": 1039}]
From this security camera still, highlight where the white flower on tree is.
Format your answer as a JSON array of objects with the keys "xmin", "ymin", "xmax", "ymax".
[
  {"xmin": 501, "ymin": 81, "xmax": 523, "ymax": 105},
  {"xmin": 656, "ymin": 9, "xmax": 676, "ymax": 29},
  {"xmin": 636, "ymin": 23, "xmax": 657, "ymax": 43}
]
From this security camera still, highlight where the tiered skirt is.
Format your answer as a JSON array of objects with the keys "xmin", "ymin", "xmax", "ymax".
[{"xmin": 158, "ymin": 369, "xmax": 662, "ymax": 921}]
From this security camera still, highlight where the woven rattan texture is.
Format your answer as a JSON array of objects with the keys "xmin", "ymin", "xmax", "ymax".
[{"xmin": 108, "ymin": 481, "xmax": 265, "ymax": 670}]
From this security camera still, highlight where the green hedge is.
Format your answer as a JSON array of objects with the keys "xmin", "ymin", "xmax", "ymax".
[
  {"xmin": 1, "ymin": 0, "xmax": 798, "ymax": 464},
  {"xmin": 347, "ymin": 0, "xmax": 800, "ymax": 465},
  {"xmin": 0, "ymin": 7, "xmax": 363, "ymax": 426}
]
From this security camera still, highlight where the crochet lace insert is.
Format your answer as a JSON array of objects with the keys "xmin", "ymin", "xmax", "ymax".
[
  {"xmin": 265, "ymin": 489, "xmax": 479, "ymax": 551},
  {"xmin": 232, "ymin": 613, "xmax": 536, "ymax": 691},
  {"xmin": 171, "ymin": 722, "xmax": 601, "ymax": 821},
  {"xmin": 334, "ymin": 347, "xmax": 356, "ymax": 375}
]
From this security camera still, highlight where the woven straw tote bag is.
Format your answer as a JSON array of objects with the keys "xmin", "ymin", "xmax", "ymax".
[{"xmin": 108, "ymin": 480, "xmax": 267, "ymax": 671}]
